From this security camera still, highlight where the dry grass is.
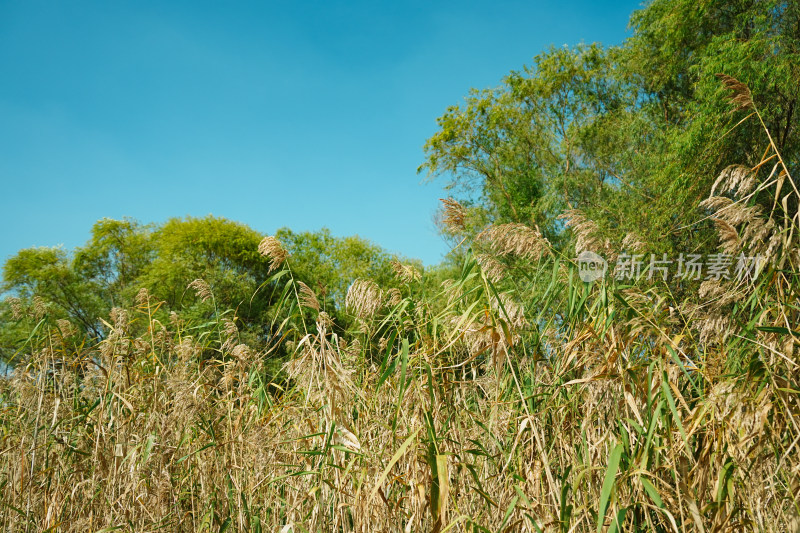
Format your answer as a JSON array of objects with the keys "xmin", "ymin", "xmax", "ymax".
[{"xmin": 2, "ymin": 231, "xmax": 798, "ymax": 532}]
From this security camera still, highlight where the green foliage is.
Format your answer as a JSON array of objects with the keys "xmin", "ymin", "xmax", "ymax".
[
  {"xmin": 1, "ymin": 218, "xmax": 400, "ymax": 362},
  {"xmin": 73, "ymin": 217, "xmax": 154, "ymax": 298},
  {"xmin": 3, "ymin": 246, "xmax": 107, "ymax": 337},
  {"xmin": 420, "ymin": 43, "xmax": 647, "ymax": 249},
  {"xmin": 136, "ymin": 216, "xmax": 270, "ymax": 322},
  {"xmin": 422, "ymin": 0, "xmax": 800, "ymax": 261}
]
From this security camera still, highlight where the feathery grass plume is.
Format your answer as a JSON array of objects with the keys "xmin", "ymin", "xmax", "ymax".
[
  {"xmin": 258, "ymin": 235, "xmax": 288, "ymax": 272},
  {"xmin": 133, "ymin": 336, "xmax": 151, "ymax": 357},
  {"xmin": 344, "ymin": 336, "xmax": 361, "ymax": 361},
  {"xmin": 390, "ymin": 258, "xmax": 421, "ymax": 283},
  {"xmin": 5, "ymin": 296, "xmax": 24, "ymax": 320},
  {"xmin": 713, "ymin": 218, "xmax": 740, "ymax": 255},
  {"xmin": 135, "ymin": 287, "xmax": 149, "ymax": 306},
  {"xmin": 285, "ymin": 312, "xmax": 358, "ymax": 413},
  {"xmin": 701, "ymin": 195, "xmax": 734, "ymax": 212},
  {"xmin": 221, "ymin": 317, "xmax": 238, "ymax": 338},
  {"xmin": 711, "ymin": 164, "xmax": 758, "ymax": 196},
  {"xmin": 344, "ymin": 279, "xmax": 382, "ymax": 320},
  {"xmin": 439, "ymin": 197, "xmax": 466, "ymax": 234},
  {"xmin": 317, "ymin": 310, "xmax": 333, "ymax": 329},
  {"xmin": 699, "ymin": 279, "xmax": 742, "ymax": 307},
  {"xmin": 221, "ymin": 318, "xmax": 239, "ymax": 351},
  {"xmin": 701, "ymin": 195, "xmax": 780, "ymax": 262},
  {"xmin": 702, "ymin": 128, "xmax": 798, "ymax": 272},
  {"xmin": 297, "ymin": 281, "xmax": 320, "ymax": 311},
  {"xmin": 231, "ymin": 343, "xmax": 251, "ymax": 362},
  {"xmin": 707, "ymin": 381, "xmax": 773, "ymax": 464},
  {"xmin": 175, "ymin": 337, "xmax": 197, "ymax": 363},
  {"xmin": 475, "ymin": 253, "xmax": 507, "ymax": 283},
  {"xmin": 56, "ymin": 319, "xmax": 76, "ymax": 338},
  {"xmin": 455, "ymin": 292, "xmax": 527, "ymax": 370},
  {"xmin": 476, "ymin": 222, "xmax": 550, "ymax": 260},
  {"xmin": 386, "ymin": 287, "xmax": 402, "ymax": 307},
  {"xmin": 716, "ymin": 73, "xmax": 754, "ymax": 110},
  {"xmin": 621, "ymin": 232, "xmax": 646, "ymax": 252},
  {"xmin": 31, "ymin": 295, "xmax": 48, "ymax": 320},
  {"xmin": 491, "ymin": 293, "xmax": 527, "ymax": 330},
  {"xmin": 110, "ymin": 307, "xmax": 129, "ymax": 329},
  {"xmin": 559, "ymin": 209, "xmax": 601, "ymax": 254},
  {"xmin": 220, "ymin": 359, "xmax": 238, "ymax": 391},
  {"xmin": 696, "ymin": 314, "xmax": 732, "ymax": 345},
  {"xmin": 701, "ymin": 196, "xmax": 761, "ymax": 226},
  {"xmin": 187, "ymin": 278, "xmax": 212, "ymax": 302}
]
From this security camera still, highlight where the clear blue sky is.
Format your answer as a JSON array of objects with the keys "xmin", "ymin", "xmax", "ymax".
[{"xmin": 0, "ymin": 0, "xmax": 640, "ymax": 266}]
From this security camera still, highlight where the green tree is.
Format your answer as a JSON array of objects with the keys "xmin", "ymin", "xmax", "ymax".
[
  {"xmin": 134, "ymin": 216, "xmax": 270, "ymax": 317},
  {"xmin": 422, "ymin": 0, "xmax": 800, "ymax": 261},
  {"xmin": 1, "ymin": 217, "xmax": 405, "ymax": 362},
  {"xmin": 420, "ymin": 44, "xmax": 646, "ymax": 250},
  {"xmin": 626, "ymin": 0, "xmax": 800, "ymax": 242},
  {"xmin": 3, "ymin": 246, "xmax": 106, "ymax": 337}
]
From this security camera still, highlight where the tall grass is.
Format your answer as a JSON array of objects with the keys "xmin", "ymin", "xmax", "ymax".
[{"xmin": 1, "ymin": 84, "xmax": 799, "ymax": 532}]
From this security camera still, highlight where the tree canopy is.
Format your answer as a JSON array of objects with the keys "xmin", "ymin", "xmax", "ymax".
[
  {"xmin": 421, "ymin": 0, "xmax": 800, "ymax": 260},
  {"xmin": 0, "ymin": 216, "xmax": 403, "ymax": 361}
]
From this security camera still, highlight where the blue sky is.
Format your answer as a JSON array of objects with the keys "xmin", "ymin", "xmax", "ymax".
[{"xmin": 0, "ymin": 0, "xmax": 640, "ymax": 266}]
